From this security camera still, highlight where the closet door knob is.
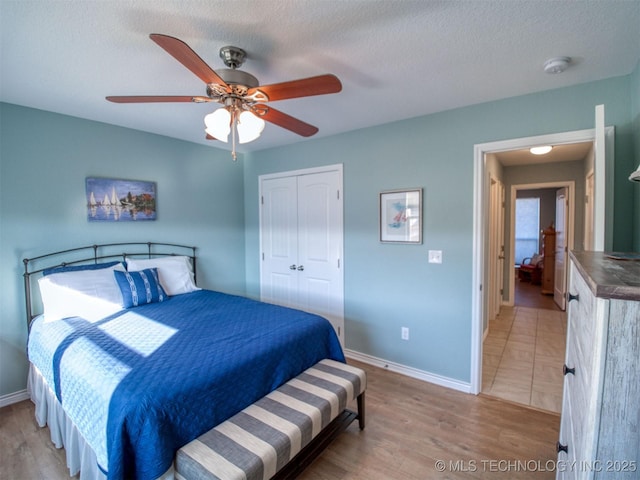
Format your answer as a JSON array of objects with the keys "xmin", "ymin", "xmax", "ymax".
[
  {"xmin": 563, "ymin": 364, "xmax": 575, "ymax": 376},
  {"xmin": 289, "ymin": 264, "xmax": 297, "ymax": 270},
  {"xmin": 556, "ymin": 442, "xmax": 568, "ymax": 454},
  {"xmin": 567, "ymin": 292, "xmax": 579, "ymax": 303},
  {"xmin": 297, "ymin": 265, "xmax": 304, "ymax": 271}
]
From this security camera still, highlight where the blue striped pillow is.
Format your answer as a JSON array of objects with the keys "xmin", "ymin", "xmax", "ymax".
[{"xmin": 114, "ymin": 268, "xmax": 167, "ymax": 308}]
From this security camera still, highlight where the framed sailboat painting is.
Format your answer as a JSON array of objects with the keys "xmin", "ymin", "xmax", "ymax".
[
  {"xmin": 379, "ymin": 188, "xmax": 422, "ymax": 243},
  {"xmin": 86, "ymin": 177, "xmax": 157, "ymax": 222}
]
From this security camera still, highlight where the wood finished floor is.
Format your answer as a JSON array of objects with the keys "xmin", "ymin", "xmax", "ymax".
[
  {"xmin": 513, "ymin": 275, "xmax": 561, "ymax": 312},
  {"xmin": 482, "ymin": 278, "xmax": 567, "ymax": 413},
  {"xmin": 1, "ymin": 360, "xmax": 560, "ymax": 479}
]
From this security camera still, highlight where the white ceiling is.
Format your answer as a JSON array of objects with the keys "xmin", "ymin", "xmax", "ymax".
[{"xmin": 1, "ymin": 1, "xmax": 639, "ymax": 156}]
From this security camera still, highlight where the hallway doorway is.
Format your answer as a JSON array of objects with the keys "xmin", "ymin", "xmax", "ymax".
[
  {"xmin": 509, "ymin": 181, "xmax": 575, "ymax": 311},
  {"xmin": 471, "ymin": 119, "xmax": 614, "ymax": 395}
]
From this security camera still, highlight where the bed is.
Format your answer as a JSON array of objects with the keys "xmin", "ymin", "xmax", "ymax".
[{"xmin": 23, "ymin": 242, "xmax": 345, "ymax": 480}]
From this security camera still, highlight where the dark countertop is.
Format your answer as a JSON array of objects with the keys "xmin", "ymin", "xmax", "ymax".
[{"xmin": 570, "ymin": 251, "xmax": 640, "ymax": 301}]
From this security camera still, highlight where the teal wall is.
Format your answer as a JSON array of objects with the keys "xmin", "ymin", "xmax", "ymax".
[
  {"xmin": 244, "ymin": 74, "xmax": 637, "ymax": 384},
  {"xmin": 1, "ymin": 71, "xmax": 638, "ymax": 398},
  {"xmin": 0, "ymin": 103, "xmax": 246, "ymax": 397}
]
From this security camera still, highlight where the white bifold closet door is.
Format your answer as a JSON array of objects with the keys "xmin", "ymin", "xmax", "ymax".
[{"xmin": 260, "ymin": 167, "xmax": 344, "ymax": 344}]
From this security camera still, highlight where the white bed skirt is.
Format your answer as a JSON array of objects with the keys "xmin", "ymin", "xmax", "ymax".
[{"xmin": 28, "ymin": 364, "xmax": 174, "ymax": 480}]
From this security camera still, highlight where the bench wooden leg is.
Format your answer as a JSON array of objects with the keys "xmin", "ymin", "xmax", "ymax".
[{"xmin": 357, "ymin": 392, "xmax": 365, "ymax": 430}]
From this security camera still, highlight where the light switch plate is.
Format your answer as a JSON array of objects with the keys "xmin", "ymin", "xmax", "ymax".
[{"xmin": 428, "ymin": 250, "xmax": 443, "ymax": 264}]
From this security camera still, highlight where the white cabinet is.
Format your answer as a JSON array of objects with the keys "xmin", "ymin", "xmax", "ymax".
[
  {"xmin": 557, "ymin": 252, "xmax": 640, "ymax": 479},
  {"xmin": 259, "ymin": 166, "xmax": 344, "ymax": 343}
]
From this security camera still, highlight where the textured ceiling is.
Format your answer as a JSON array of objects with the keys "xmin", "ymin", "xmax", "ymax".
[{"xmin": 1, "ymin": 0, "xmax": 639, "ymax": 156}]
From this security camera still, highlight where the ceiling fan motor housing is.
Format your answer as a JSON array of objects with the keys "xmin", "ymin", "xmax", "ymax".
[
  {"xmin": 217, "ymin": 68, "xmax": 259, "ymax": 89},
  {"xmin": 219, "ymin": 46, "xmax": 247, "ymax": 69}
]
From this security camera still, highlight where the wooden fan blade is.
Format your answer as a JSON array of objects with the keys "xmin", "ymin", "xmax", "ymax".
[
  {"xmin": 106, "ymin": 95, "xmax": 208, "ymax": 103},
  {"xmin": 149, "ymin": 34, "xmax": 229, "ymax": 88},
  {"xmin": 205, "ymin": 134, "xmax": 217, "ymax": 141},
  {"xmin": 255, "ymin": 106, "xmax": 319, "ymax": 137},
  {"xmin": 247, "ymin": 74, "xmax": 341, "ymax": 102}
]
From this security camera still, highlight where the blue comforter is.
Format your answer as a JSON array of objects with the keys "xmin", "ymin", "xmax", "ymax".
[{"xmin": 28, "ymin": 290, "xmax": 345, "ymax": 480}]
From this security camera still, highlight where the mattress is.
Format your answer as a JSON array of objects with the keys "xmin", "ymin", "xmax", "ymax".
[{"xmin": 28, "ymin": 289, "xmax": 344, "ymax": 480}]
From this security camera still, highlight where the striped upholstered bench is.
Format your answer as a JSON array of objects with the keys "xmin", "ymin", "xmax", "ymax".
[{"xmin": 175, "ymin": 359, "xmax": 366, "ymax": 480}]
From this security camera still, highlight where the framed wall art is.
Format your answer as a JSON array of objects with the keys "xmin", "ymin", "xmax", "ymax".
[
  {"xmin": 379, "ymin": 188, "xmax": 422, "ymax": 244},
  {"xmin": 86, "ymin": 177, "xmax": 157, "ymax": 222}
]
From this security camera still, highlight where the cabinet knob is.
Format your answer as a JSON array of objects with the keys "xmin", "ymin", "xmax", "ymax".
[
  {"xmin": 289, "ymin": 264, "xmax": 297, "ymax": 270},
  {"xmin": 563, "ymin": 364, "xmax": 575, "ymax": 376},
  {"xmin": 556, "ymin": 442, "xmax": 568, "ymax": 454},
  {"xmin": 297, "ymin": 265, "xmax": 304, "ymax": 271},
  {"xmin": 567, "ymin": 292, "xmax": 579, "ymax": 303}
]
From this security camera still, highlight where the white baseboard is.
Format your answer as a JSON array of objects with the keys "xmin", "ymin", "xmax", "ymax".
[
  {"xmin": 344, "ymin": 349, "xmax": 472, "ymax": 394},
  {"xmin": 0, "ymin": 389, "xmax": 30, "ymax": 408}
]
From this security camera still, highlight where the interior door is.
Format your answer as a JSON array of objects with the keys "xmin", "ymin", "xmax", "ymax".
[
  {"xmin": 487, "ymin": 176, "xmax": 504, "ymax": 322},
  {"xmin": 554, "ymin": 187, "xmax": 568, "ymax": 310},
  {"xmin": 497, "ymin": 181, "xmax": 505, "ymax": 314},
  {"xmin": 260, "ymin": 176, "xmax": 298, "ymax": 308},
  {"xmin": 297, "ymin": 171, "xmax": 344, "ymax": 338},
  {"xmin": 584, "ymin": 171, "xmax": 595, "ymax": 250},
  {"xmin": 260, "ymin": 168, "xmax": 345, "ymax": 344}
]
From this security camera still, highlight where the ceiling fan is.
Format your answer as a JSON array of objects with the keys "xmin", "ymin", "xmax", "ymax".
[{"xmin": 107, "ymin": 34, "xmax": 342, "ymax": 159}]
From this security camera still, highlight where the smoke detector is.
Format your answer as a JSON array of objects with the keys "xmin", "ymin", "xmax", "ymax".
[{"xmin": 544, "ymin": 57, "xmax": 571, "ymax": 74}]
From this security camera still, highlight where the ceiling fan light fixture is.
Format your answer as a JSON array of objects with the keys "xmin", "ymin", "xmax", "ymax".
[
  {"xmin": 204, "ymin": 108, "xmax": 231, "ymax": 142},
  {"xmin": 630, "ymin": 164, "xmax": 640, "ymax": 182},
  {"xmin": 530, "ymin": 145, "xmax": 553, "ymax": 155},
  {"xmin": 237, "ymin": 111, "xmax": 265, "ymax": 144}
]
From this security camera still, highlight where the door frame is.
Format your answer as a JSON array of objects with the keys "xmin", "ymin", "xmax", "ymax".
[
  {"xmin": 470, "ymin": 127, "xmax": 614, "ymax": 394},
  {"xmin": 506, "ymin": 181, "xmax": 575, "ymax": 307}
]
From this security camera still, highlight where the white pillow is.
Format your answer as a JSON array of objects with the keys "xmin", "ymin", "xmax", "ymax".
[
  {"xmin": 38, "ymin": 264, "xmax": 126, "ymax": 321},
  {"xmin": 126, "ymin": 256, "xmax": 199, "ymax": 296}
]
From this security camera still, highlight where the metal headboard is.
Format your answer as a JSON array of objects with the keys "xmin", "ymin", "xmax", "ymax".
[{"xmin": 23, "ymin": 242, "xmax": 196, "ymax": 331}]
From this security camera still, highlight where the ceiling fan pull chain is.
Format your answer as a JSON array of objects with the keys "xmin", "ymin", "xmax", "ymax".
[{"xmin": 231, "ymin": 109, "xmax": 238, "ymax": 162}]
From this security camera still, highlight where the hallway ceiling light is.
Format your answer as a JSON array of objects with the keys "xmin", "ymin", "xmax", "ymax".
[
  {"xmin": 630, "ymin": 164, "xmax": 640, "ymax": 182},
  {"xmin": 530, "ymin": 145, "xmax": 553, "ymax": 155},
  {"xmin": 543, "ymin": 57, "xmax": 571, "ymax": 74}
]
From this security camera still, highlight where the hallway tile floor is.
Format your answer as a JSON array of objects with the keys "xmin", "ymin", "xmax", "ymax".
[{"xmin": 482, "ymin": 305, "xmax": 567, "ymax": 413}]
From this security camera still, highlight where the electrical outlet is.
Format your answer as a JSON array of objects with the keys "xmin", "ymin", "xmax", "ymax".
[
  {"xmin": 401, "ymin": 327, "xmax": 409, "ymax": 341},
  {"xmin": 428, "ymin": 250, "xmax": 443, "ymax": 264}
]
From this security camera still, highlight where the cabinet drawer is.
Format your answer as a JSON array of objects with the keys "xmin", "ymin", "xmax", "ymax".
[
  {"xmin": 562, "ymin": 326, "xmax": 593, "ymax": 473},
  {"xmin": 567, "ymin": 263, "xmax": 597, "ymax": 369},
  {"xmin": 558, "ymin": 376, "xmax": 577, "ymax": 479},
  {"xmin": 561, "ymin": 262, "xmax": 605, "ymax": 473},
  {"xmin": 566, "ymin": 263, "xmax": 600, "ymax": 407}
]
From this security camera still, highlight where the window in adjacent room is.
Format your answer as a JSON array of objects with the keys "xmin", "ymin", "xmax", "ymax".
[{"xmin": 515, "ymin": 197, "xmax": 540, "ymax": 265}]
